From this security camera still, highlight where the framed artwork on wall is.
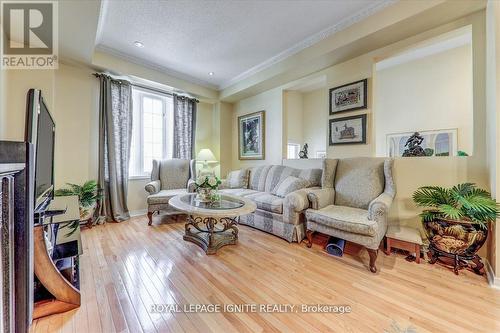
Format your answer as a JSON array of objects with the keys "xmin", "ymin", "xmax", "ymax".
[
  {"xmin": 329, "ymin": 79, "xmax": 367, "ymax": 114},
  {"xmin": 238, "ymin": 110, "xmax": 265, "ymax": 160},
  {"xmin": 386, "ymin": 129, "xmax": 458, "ymax": 157},
  {"xmin": 329, "ymin": 114, "xmax": 367, "ymax": 145}
]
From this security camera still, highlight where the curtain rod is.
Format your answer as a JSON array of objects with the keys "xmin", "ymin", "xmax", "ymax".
[{"xmin": 93, "ymin": 72, "xmax": 199, "ymax": 102}]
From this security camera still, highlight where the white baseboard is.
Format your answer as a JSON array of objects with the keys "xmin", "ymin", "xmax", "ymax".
[
  {"xmin": 129, "ymin": 209, "xmax": 147, "ymax": 217},
  {"xmin": 485, "ymin": 259, "xmax": 500, "ymax": 289}
]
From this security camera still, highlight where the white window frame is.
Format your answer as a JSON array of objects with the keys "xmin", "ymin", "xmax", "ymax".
[
  {"xmin": 129, "ymin": 87, "xmax": 173, "ymax": 179},
  {"xmin": 287, "ymin": 143, "xmax": 301, "ymax": 159}
]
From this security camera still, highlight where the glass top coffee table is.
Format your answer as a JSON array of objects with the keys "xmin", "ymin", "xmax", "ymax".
[{"xmin": 169, "ymin": 193, "xmax": 257, "ymax": 254}]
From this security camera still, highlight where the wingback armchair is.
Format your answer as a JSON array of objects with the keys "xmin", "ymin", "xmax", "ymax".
[
  {"xmin": 305, "ymin": 157, "xmax": 395, "ymax": 273},
  {"xmin": 144, "ymin": 159, "xmax": 197, "ymax": 225}
]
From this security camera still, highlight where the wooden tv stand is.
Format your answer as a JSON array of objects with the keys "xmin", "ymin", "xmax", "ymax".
[{"xmin": 33, "ymin": 195, "xmax": 82, "ymax": 319}]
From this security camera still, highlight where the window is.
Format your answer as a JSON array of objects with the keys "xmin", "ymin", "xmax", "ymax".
[
  {"xmin": 287, "ymin": 143, "xmax": 300, "ymax": 159},
  {"xmin": 129, "ymin": 87, "xmax": 174, "ymax": 177}
]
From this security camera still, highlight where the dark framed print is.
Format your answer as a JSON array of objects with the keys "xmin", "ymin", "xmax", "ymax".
[
  {"xmin": 329, "ymin": 79, "xmax": 367, "ymax": 114},
  {"xmin": 238, "ymin": 110, "xmax": 265, "ymax": 160},
  {"xmin": 329, "ymin": 114, "xmax": 367, "ymax": 145}
]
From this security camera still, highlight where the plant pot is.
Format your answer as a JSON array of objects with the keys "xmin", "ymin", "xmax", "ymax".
[
  {"xmin": 423, "ymin": 219, "xmax": 488, "ymax": 257},
  {"xmin": 79, "ymin": 202, "xmax": 97, "ymax": 221}
]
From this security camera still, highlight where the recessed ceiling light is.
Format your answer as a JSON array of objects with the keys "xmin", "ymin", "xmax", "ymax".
[
  {"xmin": 208, "ymin": 72, "xmax": 214, "ymax": 76},
  {"xmin": 134, "ymin": 41, "xmax": 144, "ymax": 48}
]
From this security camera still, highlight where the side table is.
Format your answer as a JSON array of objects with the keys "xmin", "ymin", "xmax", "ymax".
[{"xmin": 385, "ymin": 225, "xmax": 423, "ymax": 263}]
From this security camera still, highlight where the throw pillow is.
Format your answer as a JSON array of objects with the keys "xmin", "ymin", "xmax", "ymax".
[
  {"xmin": 224, "ymin": 169, "xmax": 250, "ymax": 189},
  {"xmin": 271, "ymin": 176, "xmax": 311, "ymax": 198}
]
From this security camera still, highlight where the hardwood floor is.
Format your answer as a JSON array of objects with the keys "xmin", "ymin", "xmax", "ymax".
[{"xmin": 30, "ymin": 215, "xmax": 500, "ymax": 333}]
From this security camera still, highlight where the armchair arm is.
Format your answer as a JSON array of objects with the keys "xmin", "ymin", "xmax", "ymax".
[
  {"xmin": 368, "ymin": 192, "xmax": 394, "ymax": 221},
  {"xmin": 284, "ymin": 188, "xmax": 318, "ymax": 212},
  {"xmin": 307, "ymin": 188, "xmax": 335, "ymax": 210},
  {"xmin": 187, "ymin": 179, "xmax": 197, "ymax": 193},
  {"xmin": 145, "ymin": 180, "xmax": 161, "ymax": 195}
]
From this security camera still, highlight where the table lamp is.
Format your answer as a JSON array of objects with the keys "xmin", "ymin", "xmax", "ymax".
[{"xmin": 196, "ymin": 148, "xmax": 217, "ymax": 175}]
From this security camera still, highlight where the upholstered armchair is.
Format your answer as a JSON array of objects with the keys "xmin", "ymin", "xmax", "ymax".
[
  {"xmin": 305, "ymin": 157, "xmax": 395, "ymax": 273},
  {"xmin": 145, "ymin": 159, "xmax": 197, "ymax": 225}
]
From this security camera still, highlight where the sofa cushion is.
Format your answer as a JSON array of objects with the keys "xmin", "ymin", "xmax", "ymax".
[
  {"xmin": 245, "ymin": 192, "xmax": 283, "ymax": 214},
  {"xmin": 334, "ymin": 157, "xmax": 385, "ymax": 209},
  {"xmin": 218, "ymin": 188, "xmax": 259, "ymax": 197},
  {"xmin": 264, "ymin": 165, "xmax": 322, "ymax": 192},
  {"xmin": 159, "ymin": 159, "xmax": 190, "ymax": 190},
  {"xmin": 271, "ymin": 176, "xmax": 310, "ymax": 198},
  {"xmin": 147, "ymin": 189, "xmax": 187, "ymax": 205},
  {"xmin": 249, "ymin": 165, "xmax": 272, "ymax": 191},
  {"xmin": 224, "ymin": 169, "xmax": 250, "ymax": 188},
  {"xmin": 305, "ymin": 205, "xmax": 377, "ymax": 237}
]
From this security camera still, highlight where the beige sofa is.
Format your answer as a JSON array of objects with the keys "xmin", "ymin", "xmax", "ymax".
[{"xmin": 219, "ymin": 165, "xmax": 322, "ymax": 242}]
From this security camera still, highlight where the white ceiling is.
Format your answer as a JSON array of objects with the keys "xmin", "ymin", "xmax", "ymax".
[{"xmin": 96, "ymin": 0, "xmax": 393, "ymax": 89}]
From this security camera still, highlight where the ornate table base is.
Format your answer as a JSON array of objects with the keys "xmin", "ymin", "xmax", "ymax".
[
  {"xmin": 427, "ymin": 244, "xmax": 484, "ymax": 275},
  {"xmin": 183, "ymin": 215, "xmax": 239, "ymax": 254}
]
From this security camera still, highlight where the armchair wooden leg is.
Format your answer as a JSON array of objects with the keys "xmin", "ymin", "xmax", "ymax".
[
  {"xmin": 367, "ymin": 248, "xmax": 378, "ymax": 273},
  {"xmin": 147, "ymin": 212, "xmax": 153, "ymax": 226},
  {"xmin": 305, "ymin": 230, "xmax": 315, "ymax": 248}
]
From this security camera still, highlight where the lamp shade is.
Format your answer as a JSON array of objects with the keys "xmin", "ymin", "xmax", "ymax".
[{"xmin": 196, "ymin": 148, "xmax": 217, "ymax": 162}]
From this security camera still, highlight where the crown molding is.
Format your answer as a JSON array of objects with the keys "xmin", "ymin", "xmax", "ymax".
[
  {"xmin": 95, "ymin": 1, "xmax": 396, "ymax": 92},
  {"xmin": 94, "ymin": 44, "xmax": 219, "ymax": 90},
  {"xmin": 94, "ymin": 0, "xmax": 109, "ymax": 46},
  {"xmin": 219, "ymin": 0, "xmax": 397, "ymax": 90}
]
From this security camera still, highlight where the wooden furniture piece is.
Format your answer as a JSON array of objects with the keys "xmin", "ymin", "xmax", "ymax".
[
  {"xmin": 33, "ymin": 195, "xmax": 82, "ymax": 319},
  {"xmin": 385, "ymin": 225, "xmax": 423, "ymax": 263},
  {"xmin": 0, "ymin": 142, "xmax": 35, "ymax": 333},
  {"xmin": 169, "ymin": 193, "xmax": 256, "ymax": 254},
  {"xmin": 0, "ymin": 163, "xmax": 25, "ymax": 333}
]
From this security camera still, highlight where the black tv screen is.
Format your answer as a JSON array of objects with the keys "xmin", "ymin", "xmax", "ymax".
[
  {"xmin": 26, "ymin": 89, "xmax": 55, "ymax": 209},
  {"xmin": 35, "ymin": 100, "xmax": 55, "ymax": 202}
]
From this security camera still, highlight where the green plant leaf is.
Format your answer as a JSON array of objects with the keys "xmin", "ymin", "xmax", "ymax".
[
  {"xmin": 437, "ymin": 204, "xmax": 463, "ymax": 220},
  {"xmin": 412, "ymin": 186, "xmax": 452, "ymax": 207},
  {"xmin": 420, "ymin": 210, "xmax": 441, "ymax": 222},
  {"xmin": 54, "ymin": 188, "xmax": 75, "ymax": 196}
]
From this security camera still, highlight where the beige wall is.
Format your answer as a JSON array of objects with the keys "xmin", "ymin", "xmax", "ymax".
[
  {"xmin": 1, "ymin": 63, "xmax": 97, "ymax": 189},
  {"xmin": 303, "ymin": 88, "xmax": 328, "ymax": 157},
  {"xmin": 486, "ymin": 0, "xmax": 500, "ymax": 276},
  {"xmin": 232, "ymin": 87, "xmax": 284, "ymax": 169},
  {"xmin": 283, "ymin": 91, "xmax": 303, "ymax": 146},
  {"xmin": 212, "ymin": 101, "xmax": 233, "ymax": 177},
  {"xmin": 375, "ymin": 44, "xmax": 473, "ymax": 156},
  {"xmin": 228, "ymin": 11, "xmax": 488, "ymax": 257},
  {"xmin": 0, "ymin": 62, "xmax": 219, "ymax": 214},
  {"xmin": 195, "ymin": 102, "xmax": 215, "ymax": 157}
]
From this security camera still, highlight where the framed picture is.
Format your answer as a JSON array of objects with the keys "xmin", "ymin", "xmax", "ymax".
[
  {"xmin": 329, "ymin": 114, "xmax": 367, "ymax": 145},
  {"xmin": 238, "ymin": 111, "xmax": 265, "ymax": 160},
  {"xmin": 386, "ymin": 129, "xmax": 458, "ymax": 157},
  {"xmin": 329, "ymin": 79, "xmax": 367, "ymax": 114}
]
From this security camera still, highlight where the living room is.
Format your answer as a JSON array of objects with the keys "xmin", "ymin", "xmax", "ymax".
[{"xmin": 1, "ymin": 0, "xmax": 500, "ymax": 332}]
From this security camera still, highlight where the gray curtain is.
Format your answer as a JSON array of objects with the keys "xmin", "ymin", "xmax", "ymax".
[
  {"xmin": 173, "ymin": 94, "xmax": 197, "ymax": 159},
  {"xmin": 97, "ymin": 74, "xmax": 133, "ymax": 222}
]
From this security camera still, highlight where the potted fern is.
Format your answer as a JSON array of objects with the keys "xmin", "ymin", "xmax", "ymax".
[
  {"xmin": 55, "ymin": 180, "xmax": 102, "ymax": 225},
  {"xmin": 413, "ymin": 183, "xmax": 499, "ymax": 274}
]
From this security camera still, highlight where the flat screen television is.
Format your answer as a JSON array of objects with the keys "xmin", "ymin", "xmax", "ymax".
[{"xmin": 25, "ymin": 89, "xmax": 55, "ymax": 210}]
